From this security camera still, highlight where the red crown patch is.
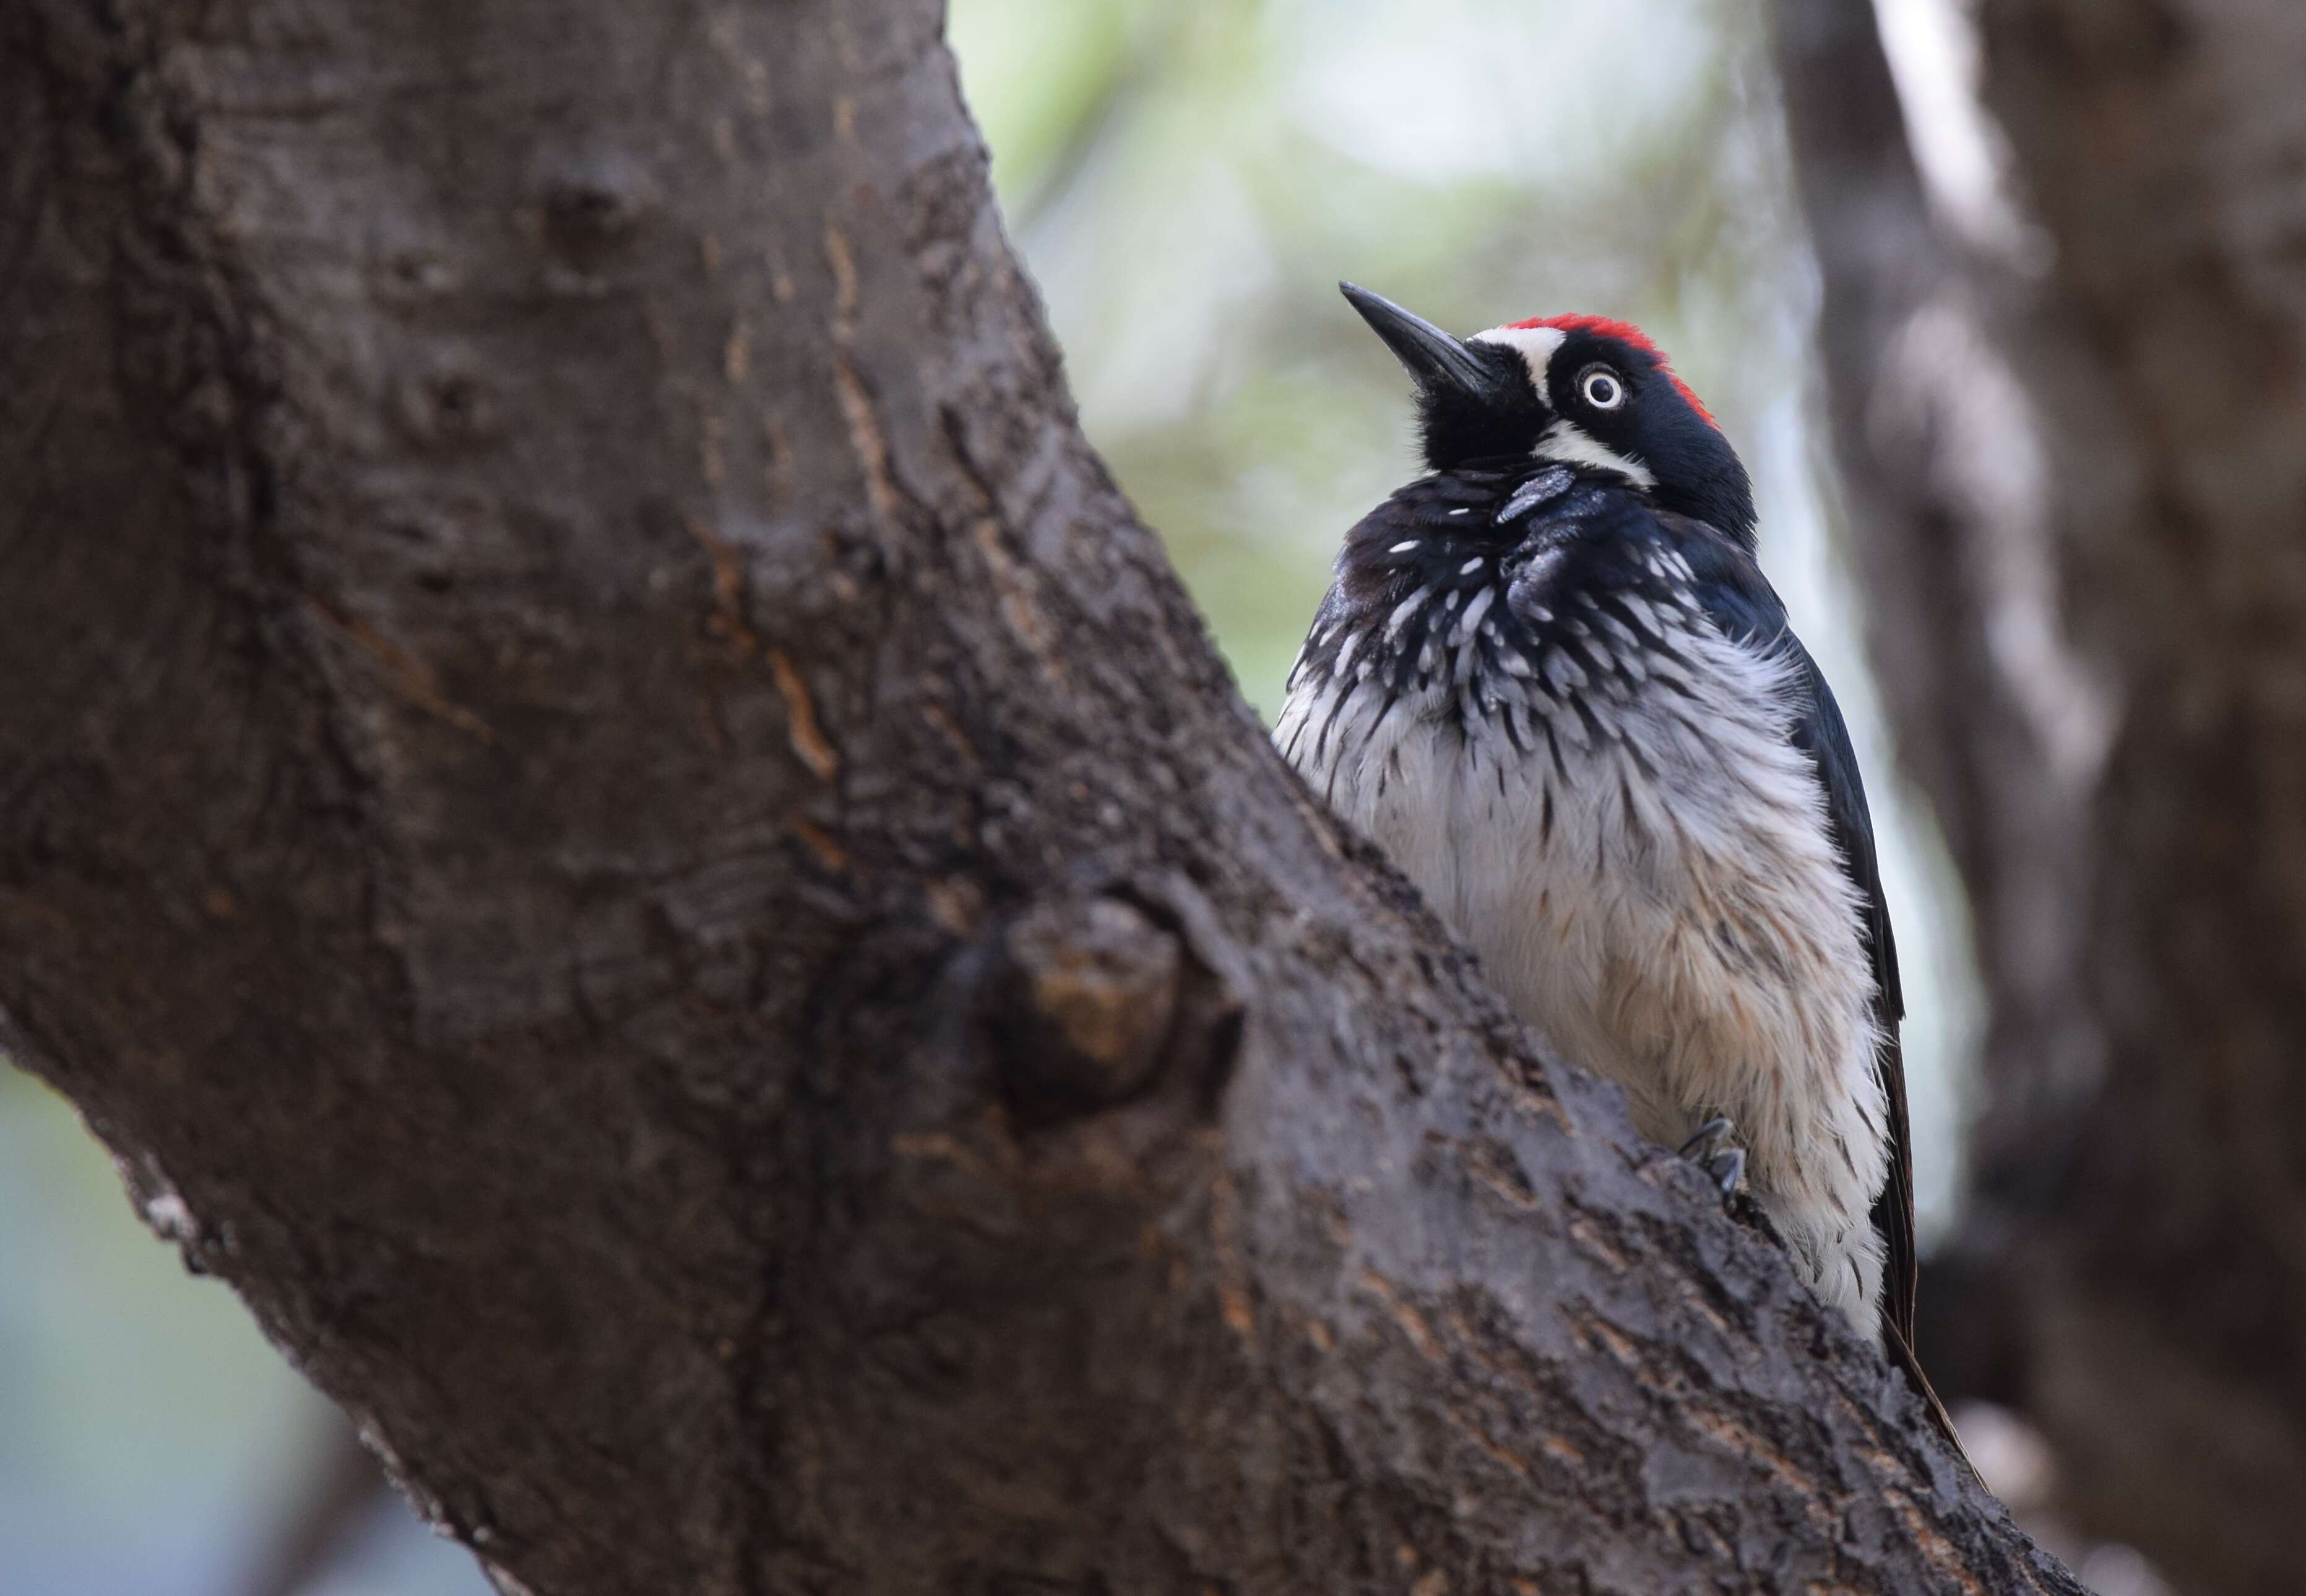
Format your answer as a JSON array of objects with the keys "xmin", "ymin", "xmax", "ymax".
[{"xmin": 1506, "ymin": 314, "xmax": 1717, "ymax": 428}]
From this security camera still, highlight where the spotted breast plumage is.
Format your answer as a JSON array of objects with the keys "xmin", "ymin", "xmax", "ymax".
[{"xmin": 1279, "ymin": 285, "xmax": 1945, "ymax": 1431}]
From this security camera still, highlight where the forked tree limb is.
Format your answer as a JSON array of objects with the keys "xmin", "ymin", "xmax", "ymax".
[{"xmin": 0, "ymin": 3, "xmax": 2071, "ymax": 1591}]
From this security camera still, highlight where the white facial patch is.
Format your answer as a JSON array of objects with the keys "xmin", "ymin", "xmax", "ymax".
[
  {"xmin": 1532, "ymin": 420, "xmax": 1657, "ymax": 488},
  {"xmin": 1472, "ymin": 324, "xmax": 1658, "ymax": 488},
  {"xmin": 1471, "ymin": 323, "xmax": 1566, "ymax": 384}
]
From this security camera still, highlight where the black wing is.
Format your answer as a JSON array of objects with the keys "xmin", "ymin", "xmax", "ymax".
[
  {"xmin": 1787, "ymin": 651, "xmax": 1914, "ymax": 1348},
  {"xmin": 1670, "ymin": 523, "xmax": 1914, "ymax": 1351}
]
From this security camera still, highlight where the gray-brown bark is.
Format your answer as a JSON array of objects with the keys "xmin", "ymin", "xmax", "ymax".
[
  {"xmin": 1777, "ymin": 1, "xmax": 2306, "ymax": 1592},
  {"xmin": 0, "ymin": 4, "xmax": 2070, "ymax": 1592}
]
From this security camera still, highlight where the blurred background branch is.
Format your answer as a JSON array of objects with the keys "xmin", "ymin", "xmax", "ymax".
[
  {"xmin": 1780, "ymin": 1, "xmax": 2306, "ymax": 1592},
  {"xmin": 1770, "ymin": 0, "xmax": 2102, "ymax": 1425}
]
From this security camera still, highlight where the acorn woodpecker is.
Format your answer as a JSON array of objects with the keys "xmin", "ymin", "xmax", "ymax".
[{"xmin": 1277, "ymin": 285, "xmax": 1948, "ymax": 1427}]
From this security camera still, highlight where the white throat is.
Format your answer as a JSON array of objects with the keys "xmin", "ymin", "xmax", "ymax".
[{"xmin": 1531, "ymin": 421, "xmax": 1657, "ymax": 488}]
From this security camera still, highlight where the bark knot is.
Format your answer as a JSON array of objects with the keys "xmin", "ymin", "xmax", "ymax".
[
  {"xmin": 991, "ymin": 894, "xmax": 1183, "ymax": 1112},
  {"xmin": 536, "ymin": 149, "xmax": 658, "ymax": 265}
]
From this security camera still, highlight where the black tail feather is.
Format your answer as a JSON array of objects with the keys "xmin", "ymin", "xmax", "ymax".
[{"xmin": 1884, "ymin": 1317, "xmax": 1979, "ymax": 1480}]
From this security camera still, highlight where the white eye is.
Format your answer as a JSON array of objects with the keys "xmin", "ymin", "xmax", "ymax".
[{"xmin": 1579, "ymin": 365, "xmax": 1625, "ymax": 410}]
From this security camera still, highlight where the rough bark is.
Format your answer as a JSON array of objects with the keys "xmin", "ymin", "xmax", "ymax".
[
  {"xmin": 1778, "ymin": 1, "xmax": 2306, "ymax": 1591},
  {"xmin": 0, "ymin": 4, "xmax": 2071, "ymax": 1592}
]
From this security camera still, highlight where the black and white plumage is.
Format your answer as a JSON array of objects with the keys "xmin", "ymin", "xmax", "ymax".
[{"xmin": 1279, "ymin": 286, "xmax": 1930, "ymax": 1389}]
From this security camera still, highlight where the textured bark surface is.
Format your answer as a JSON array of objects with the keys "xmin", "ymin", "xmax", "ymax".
[
  {"xmin": 1780, "ymin": 1, "xmax": 2306, "ymax": 1592},
  {"xmin": 0, "ymin": 4, "xmax": 2070, "ymax": 1592}
]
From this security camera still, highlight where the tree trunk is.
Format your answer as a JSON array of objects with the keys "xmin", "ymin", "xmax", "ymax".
[
  {"xmin": 1777, "ymin": 1, "xmax": 2306, "ymax": 1590},
  {"xmin": 0, "ymin": 4, "xmax": 2071, "ymax": 1592}
]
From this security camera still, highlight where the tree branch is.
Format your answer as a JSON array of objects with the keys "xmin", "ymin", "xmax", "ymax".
[{"xmin": 0, "ymin": 2, "xmax": 2069, "ymax": 1590}]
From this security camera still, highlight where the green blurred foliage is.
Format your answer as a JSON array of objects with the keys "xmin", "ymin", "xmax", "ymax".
[{"xmin": 953, "ymin": 0, "xmax": 1811, "ymax": 714}]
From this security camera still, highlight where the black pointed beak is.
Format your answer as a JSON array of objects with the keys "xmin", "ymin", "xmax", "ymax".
[{"xmin": 1340, "ymin": 282, "xmax": 1505, "ymax": 405}]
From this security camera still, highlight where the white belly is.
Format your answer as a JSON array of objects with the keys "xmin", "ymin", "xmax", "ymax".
[{"xmin": 1278, "ymin": 618, "xmax": 1889, "ymax": 1333}]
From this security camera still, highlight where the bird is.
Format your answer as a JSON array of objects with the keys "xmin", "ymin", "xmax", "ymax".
[{"xmin": 1275, "ymin": 283, "xmax": 1954, "ymax": 1438}]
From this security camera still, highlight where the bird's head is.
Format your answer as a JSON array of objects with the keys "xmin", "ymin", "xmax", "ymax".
[{"xmin": 1342, "ymin": 282, "xmax": 1756, "ymax": 548}]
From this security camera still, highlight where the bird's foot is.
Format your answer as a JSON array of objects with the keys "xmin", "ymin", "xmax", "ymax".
[{"xmin": 1678, "ymin": 1116, "xmax": 1746, "ymax": 1201}]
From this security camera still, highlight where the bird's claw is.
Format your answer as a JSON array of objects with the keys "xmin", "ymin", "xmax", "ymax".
[{"xmin": 1678, "ymin": 1115, "xmax": 1746, "ymax": 1201}]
